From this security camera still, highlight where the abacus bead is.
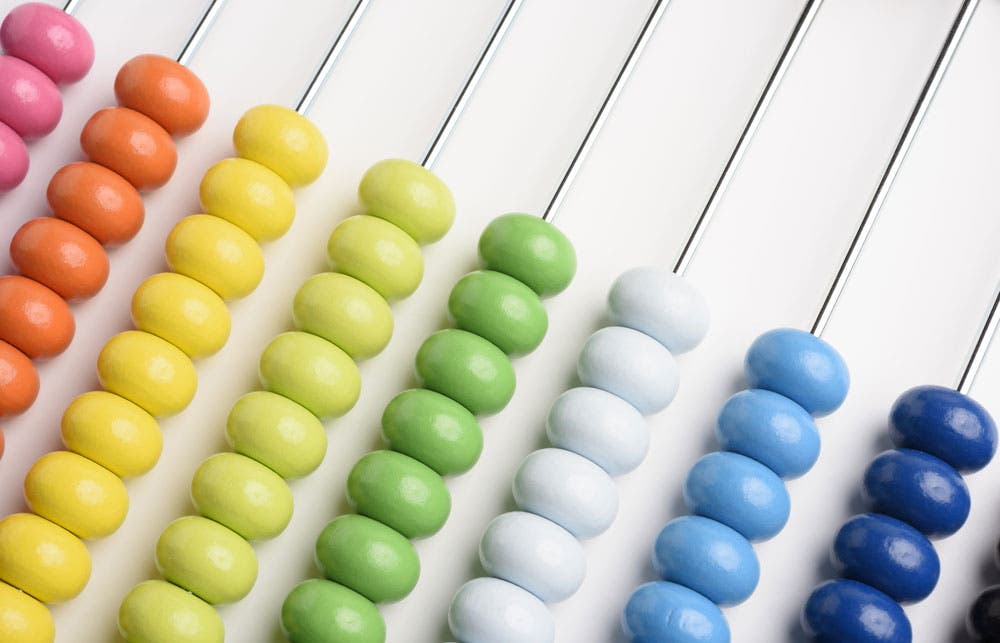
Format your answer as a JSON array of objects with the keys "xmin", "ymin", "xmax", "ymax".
[
  {"xmin": 200, "ymin": 158, "xmax": 294, "ymax": 241},
  {"xmin": 114, "ymin": 54, "xmax": 209, "ymax": 136},
  {"xmin": 862, "ymin": 449, "xmax": 969, "ymax": 538},
  {"xmin": 512, "ymin": 448, "xmax": 617, "ymax": 539},
  {"xmin": 653, "ymin": 515, "xmax": 759, "ymax": 606},
  {"xmin": 258, "ymin": 332, "xmax": 360, "ymax": 419},
  {"xmin": 0, "ymin": 275, "xmax": 74, "ymax": 358},
  {"xmin": 293, "ymin": 273, "xmax": 392, "ymax": 360},
  {"xmin": 889, "ymin": 385, "xmax": 997, "ymax": 473},
  {"xmin": 0, "ymin": 121, "xmax": 28, "ymax": 191},
  {"xmin": 415, "ymin": 329, "xmax": 515, "ymax": 415},
  {"xmin": 97, "ymin": 330, "xmax": 197, "ymax": 417},
  {"xmin": 225, "ymin": 391, "xmax": 327, "ymax": 479},
  {"xmin": 608, "ymin": 267, "xmax": 710, "ymax": 354},
  {"xmin": 61, "ymin": 391, "xmax": 161, "ymax": 478},
  {"xmin": 478, "ymin": 213, "xmax": 576, "ymax": 296},
  {"xmin": 0, "ymin": 581, "xmax": 54, "ymax": 643},
  {"xmin": 449, "ymin": 577, "xmax": 554, "ymax": 643},
  {"xmin": 0, "ymin": 4, "xmax": 93, "ymax": 83},
  {"xmin": 968, "ymin": 585, "xmax": 1000, "ymax": 641},
  {"xmin": 0, "ymin": 340, "xmax": 38, "ymax": 417},
  {"xmin": 622, "ymin": 581, "xmax": 730, "ymax": 643},
  {"xmin": 131, "ymin": 272, "xmax": 231, "ymax": 358},
  {"xmin": 10, "ymin": 217, "xmax": 109, "ymax": 300},
  {"xmin": 191, "ymin": 453, "xmax": 293, "ymax": 541},
  {"xmin": 118, "ymin": 580, "xmax": 223, "ymax": 643},
  {"xmin": 546, "ymin": 387, "xmax": 647, "ymax": 476},
  {"xmin": 744, "ymin": 328, "xmax": 849, "ymax": 416},
  {"xmin": 346, "ymin": 450, "xmax": 451, "ymax": 539},
  {"xmin": 314, "ymin": 514, "xmax": 419, "ymax": 603},
  {"xmin": 577, "ymin": 326, "xmax": 678, "ymax": 415},
  {"xmin": 448, "ymin": 270, "xmax": 548, "ymax": 355},
  {"xmin": 281, "ymin": 579, "xmax": 385, "ymax": 643},
  {"xmin": 479, "ymin": 511, "xmax": 585, "ymax": 602},
  {"xmin": 381, "ymin": 388, "xmax": 482, "ymax": 476},
  {"xmin": 358, "ymin": 158, "xmax": 455, "ymax": 244},
  {"xmin": 326, "ymin": 215, "xmax": 423, "ymax": 301},
  {"xmin": 0, "ymin": 55, "xmax": 60, "ymax": 137},
  {"xmin": 0, "ymin": 513, "xmax": 90, "ymax": 602},
  {"xmin": 165, "ymin": 214, "xmax": 264, "ymax": 300},
  {"xmin": 155, "ymin": 516, "xmax": 257, "ymax": 604},
  {"xmin": 80, "ymin": 107, "xmax": 176, "ymax": 190},
  {"xmin": 233, "ymin": 105, "xmax": 327, "ymax": 186},
  {"xmin": 24, "ymin": 451, "xmax": 128, "ymax": 539},
  {"xmin": 48, "ymin": 162, "xmax": 144, "ymax": 245},
  {"xmin": 802, "ymin": 579, "xmax": 911, "ymax": 643}
]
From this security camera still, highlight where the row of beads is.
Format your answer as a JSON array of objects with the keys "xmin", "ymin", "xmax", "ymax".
[
  {"xmin": 116, "ymin": 159, "xmax": 457, "ymax": 643},
  {"xmin": 447, "ymin": 266, "xmax": 710, "ymax": 642},
  {"xmin": 0, "ymin": 2, "xmax": 94, "ymax": 190},
  {"xmin": 278, "ymin": 213, "xmax": 577, "ymax": 643},
  {"xmin": 622, "ymin": 328, "xmax": 850, "ymax": 642},
  {"xmin": 0, "ymin": 106, "xmax": 328, "ymax": 643},
  {"xmin": 802, "ymin": 385, "xmax": 997, "ymax": 642}
]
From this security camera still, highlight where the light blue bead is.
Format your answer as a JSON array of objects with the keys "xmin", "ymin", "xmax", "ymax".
[
  {"xmin": 715, "ymin": 389, "xmax": 820, "ymax": 479},
  {"xmin": 479, "ymin": 511, "xmax": 585, "ymax": 602},
  {"xmin": 545, "ymin": 387, "xmax": 648, "ymax": 476},
  {"xmin": 449, "ymin": 577, "xmax": 554, "ymax": 643},
  {"xmin": 653, "ymin": 515, "xmax": 759, "ymax": 606},
  {"xmin": 513, "ymin": 448, "xmax": 618, "ymax": 539},
  {"xmin": 744, "ymin": 328, "xmax": 849, "ymax": 416},
  {"xmin": 607, "ymin": 267, "xmax": 710, "ymax": 354},
  {"xmin": 622, "ymin": 581, "xmax": 730, "ymax": 643},
  {"xmin": 577, "ymin": 326, "xmax": 678, "ymax": 414},
  {"xmin": 684, "ymin": 451, "xmax": 790, "ymax": 541}
]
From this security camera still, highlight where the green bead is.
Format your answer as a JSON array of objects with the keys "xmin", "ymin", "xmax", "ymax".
[
  {"xmin": 448, "ymin": 270, "xmax": 548, "ymax": 355},
  {"xmin": 258, "ymin": 331, "xmax": 360, "ymax": 419},
  {"xmin": 478, "ymin": 213, "xmax": 576, "ymax": 296},
  {"xmin": 381, "ymin": 389, "xmax": 482, "ymax": 475},
  {"xmin": 326, "ymin": 215, "xmax": 423, "ymax": 301},
  {"xmin": 118, "ymin": 580, "xmax": 223, "ymax": 643},
  {"xmin": 155, "ymin": 516, "xmax": 257, "ymax": 604},
  {"xmin": 358, "ymin": 158, "xmax": 455, "ymax": 244},
  {"xmin": 293, "ymin": 272, "xmax": 393, "ymax": 359},
  {"xmin": 315, "ymin": 515, "xmax": 419, "ymax": 603},
  {"xmin": 191, "ymin": 453, "xmax": 293, "ymax": 541},
  {"xmin": 281, "ymin": 579, "xmax": 385, "ymax": 643},
  {"xmin": 415, "ymin": 329, "xmax": 515, "ymax": 415},
  {"xmin": 346, "ymin": 450, "xmax": 450, "ymax": 538},
  {"xmin": 225, "ymin": 391, "xmax": 327, "ymax": 479}
]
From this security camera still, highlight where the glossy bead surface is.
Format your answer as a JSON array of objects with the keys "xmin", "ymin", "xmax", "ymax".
[
  {"xmin": 97, "ymin": 330, "xmax": 197, "ymax": 417},
  {"xmin": 968, "ymin": 584, "xmax": 1000, "ymax": 641},
  {"xmin": 118, "ymin": 580, "xmax": 223, "ymax": 643},
  {"xmin": 225, "ymin": 391, "xmax": 327, "ymax": 479},
  {"xmin": 449, "ymin": 577, "xmax": 554, "ymax": 643},
  {"xmin": 415, "ymin": 329, "xmax": 515, "ymax": 415},
  {"xmin": 281, "ymin": 579, "xmax": 385, "ymax": 643},
  {"xmin": 381, "ymin": 388, "xmax": 482, "ymax": 475},
  {"xmin": 653, "ymin": 515, "xmax": 759, "ymax": 606},
  {"xmin": 0, "ymin": 513, "xmax": 90, "ymax": 603},
  {"xmin": 347, "ymin": 450, "xmax": 451, "ymax": 539},
  {"xmin": 132, "ymin": 272, "xmax": 231, "ymax": 358},
  {"xmin": 81, "ymin": 107, "xmax": 176, "ymax": 190},
  {"xmin": 191, "ymin": 453, "xmax": 293, "ymax": 541},
  {"xmin": 0, "ymin": 340, "xmax": 38, "ymax": 417},
  {"xmin": 577, "ymin": 326, "xmax": 678, "ymax": 415},
  {"xmin": 24, "ymin": 451, "xmax": 128, "ymax": 539},
  {"xmin": 326, "ymin": 215, "xmax": 423, "ymax": 301},
  {"xmin": 233, "ymin": 105, "xmax": 326, "ymax": 186},
  {"xmin": 448, "ymin": 270, "xmax": 547, "ymax": 355},
  {"xmin": 10, "ymin": 217, "xmax": 109, "ymax": 300},
  {"xmin": 165, "ymin": 214, "xmax": 264, "ymax": 301},
  {"xmin": 200, "ymin": 158, "xmax": 294, "ymax": 241},
  {"xmin": 0, "ymin": 275, "xmax": 74, "ymax": 358},
  {"xmin": 546, "ymin": 386, "xmax": 647, "ymax": 476},
  {"xmin": 0, "ymin": 3, "xmax": 94, "ymax": 83},
  {"xmin": 513, "ymin": 448, "xmax": 617, "ymax": 539},
  {"xmin": 0, "ymin": 121, "xmax": 28, "ymax": 191},
  {"xmin": 155, "ymin": 516, "xmax": 257, "ymax": 604},
  {"xmin": 802, "ymin": 579, "xmax": 911, "ymax": 642},
  {"xmin": 0, "ymin": 55, "xmax": 60, "ymax": 138},
  {"xmin": 61, "ymin": 391, "xmax": 161, "ymax": 478},
  {"xmin": 293, "ymin": 273, "xmax": 392, "ymax": 359},
  {"xmin": 478, "ymin": 213, "xmax": 576, "ymax": 296},
  {"xmin": 608, "ymin": 267, "xmax": 709, "ymax": 353},
  {"xmin": 358, "ymin": 158, "xmax": 455, "ymax": 244},
  {"xmin": 0, "ymin": 581, "xmax": 54, "ymax": 643},
  {"xmin": 622, "ymin": 581, "xmax": 729, "ymax": 643},
  {"xmin": 258, "ymin": 331, "xmax": 360, "ymax": 419},
  {"xmin": 48, "ymin": 161, "xmax": 144, "ymax": 245},
  {"xmin": 114, "ymin": 54, "xmax": 209, "ymax": 136}
]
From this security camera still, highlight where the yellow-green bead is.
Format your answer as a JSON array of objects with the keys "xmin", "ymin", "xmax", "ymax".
[
  {"xmin": 0, "ymin": 513, "xmax": 90, "ymax": 603},
  {"xmin": 97, "ymin": 331, "xmax": 197, "ymax": 417},
  {"xmin": 155, "ymin": 516, "xmax": 257, "ymax": 605},
  {"xmin": 225, "ymin": 391, "xmax": 327, "ymax": 479},
  {"xmin": 233, "ymin": 105, "xmax": 327, "ymax": 187},
  {"xmin": 132, "ymin": 272, "xmax": 231, "ymax": 358},
  {"xmin": 258, "ymin": 331, "xmax": 360, "ymax": 419},
  {"xmin": 165, "ymin": 214, "xmax": 264, "ymax": 301},
  {"xmin": 119, "ymin": 580, "xmax": 223, "ymax": 643},
  {"xmin": 326, "ymin": 215, "xmax": 423, "ymax": 301},
  {"xmin": 24, "ymin": 451, "xmax": 128, "ymax": 539},
  {"xmin": 358, "ymin": 158, "xmax": 455, "ymax": 244},
  {"xmin": 0, "ymin": 581, "xmax": 54, "ymax": 643},
  {"xmin": 61, "ymin": 391, "xmax": 162, "ymax": 478},
  {"xmin": 200, "ymin": 157, "xmax": 295, "ymax": 241},
  {"xmin": 191, "ymin": 453, "xmax": 293, "ymax": 541},
  {"xmin": 293, "ymin": 272, "xmax": 393, "ymax": 359}
]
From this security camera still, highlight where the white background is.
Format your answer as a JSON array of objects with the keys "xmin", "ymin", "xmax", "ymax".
[{"xmin": 0, "ymin": 1, "xmax": 998, "ymax": 641}]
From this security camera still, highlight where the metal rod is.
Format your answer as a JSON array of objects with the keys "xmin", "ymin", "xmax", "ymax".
[
  {"xmin": 295, "ymin": 0, "xmax": 370, "ymax": 115},
  {"xmin": 958, "ymin": 283, "xmax": 1000, "ymax": 394},
  {"xmin": 176, "ymin": 0, "xmax": 227, "ymax": 66},
  {"xmin": 63, "ymin": 0, "xmax": 82, "ymax": 15}
]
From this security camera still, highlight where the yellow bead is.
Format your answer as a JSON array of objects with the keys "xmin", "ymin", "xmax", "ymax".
[
  {"xmin": 225, "ymin": 391, "xmax": 327, "ymax": 479},
  {"xmin": 0, "ymin": 582, "xmax": 54, "ymax": 643},
  {"xmin": 61, "ymin": 391, "xmax": 162, "ymax": 478},
  {"xmin": 191, "ymin": 453, "xmax": 293, "ymax": 540},
  {"xmin": 132, "ymin": 272, "xmax": 231, "ymax": 358},
  {"xmin": 358, "ymin": 158, "xmax": 455, "ymax": 244},
  {"xmin": 24, "ymin": 451, "xmax": 128, "ymax": 539},
  {"xmin": 0, "ymin": 514, "xmax": 90, "ymax": 603},
  {"xmin": 326, "ymin": 215, "xmax": 423, "ymax": 300},
  {"xmin": 155, "ymin": 516, "xmax": 257, "ymax": 604},
  {"xmin": 200, "ymin": 158, "xmax": 295, "ymax": 241},
  {"xmin": 292, "ymin": 272, "xmax": 393, "ymax": 359},
  {"xmin": 258, "ymin": 331, "xmax": 360, "ymax": 419},
  {"xmin": 233, "ymin": 105, "xmax": 327, "ymax": 187},
  {"xmin": 119, "ymin": 580, "xmax": 223, "ymax": 643},
  {"xmin": 165, "ymin": 214, "xmax": 264, "ymax": 301},
  {"xmin": 97, "ymin": 331, "xmax": 197, "ymax": 417}
]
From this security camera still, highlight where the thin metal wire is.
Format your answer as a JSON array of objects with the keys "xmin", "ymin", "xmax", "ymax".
[
  {"xmin": 958, "ymin": 282, "xmax": 1000, "ymax": 394},
  {"xmin": 810, "ymin": 0, "xmax": 978, "ymax": 336},
  {"xmin": 63, "ymin": 0, "xmax": 82, "ymax": 15},
  {"xmin": 176, "ymin": 0, "xmax": 227, "ymax": 66},
  {"xmin": 673, "ymin": 0, "xmax": 822, "ymax": 276},
  {"xmin": 295, "ymin": 0, "xmax": 370, "ymax": 114}
]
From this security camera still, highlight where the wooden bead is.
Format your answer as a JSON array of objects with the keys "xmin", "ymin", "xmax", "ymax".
[
  {"xmin": 623, "ymin": 581, "xmax": 729, "ymax": 643},
  {"xmin": 415, "ymin": 329, "xmax": 515, "ymax": 416},
  {"xmin": 224, "ymin": 391, "xmax": 326, "ymax": 479},
  {"xmin": 155, "ymin": 516, "xmax": 257, "ymax": 604},
  {"xmin": 449, "ymin": 578, "xmax": 553, "ymax": 643},
  {"xmin": 165, "ymin": 214, "xmax": 264, "ymax": 300},
  {"xmin": 358, "ymin": 159, "xmax": 455, "ymax": 244},
  {"xmin": 968, "ymin": 584, "xmax": 1000, "ymax": 641},
  {"xmin": 0, "ymin": 513, "xmax": 90, "ymax": 603},
  {"xmin": 61, "ymin": 391, "xmax": 161, "ymax": 478},
  {"xmin": 24, "ymin": 451, "xmax": 128, "ymax": 539},
  {"xmin": 258, "ymin": 332, "xmax": 360, "ymax": 419},
  {"xmin": 381, "ymin": 388, "xmax": 482, "ymax": 476},
  {"xmin": 0, "ymin": 340, "xmax": 38, "ymax": 417},
  {"xmin": 545, "ymin": 386, "xmax": 647, "ymax": 476},
  {"xmin": 10, "ymin": 217, "xmax": 108, "ymax": 300},
  {"xmin": 0, "ymin": 3, "xmax": 93, "ymax": 83},
  {"xmin": 97, "ymin": 330, "xmax": 197, "ymax": 417},
  {"xmin": 0, "ymin": 54, "xmax": 61, "ymax": 138},
  {"xmin": 131, "ymin": 272, "xmax": 230, "ymax": 358},
  {"xmin": 80, "ymin": 107, "xmax": 176, "ymax": 190},
  {"xmin": 0, "ymin": 581, "xmax": 54, "ymax": 643},
  {"xmin": 292, "ymin": 272, "xmax": 393, "ymax": 359},
  {"xmin": 326, "ymin": 215, "xmax": 423, "ymax": 301},
  {"xmin": 608, "ymin": 267, "xmax": 709, "ymax": 353},
  {"xmin": 118, "ymin": 580, "xmax": 222, "ymax": 643},
  {"xmin": 190, "ymin": 453, "xmax": 292, "ymax": 541},
  {"xmin": 199, "ymin": 158, "xmax": 294, "ymax": 241},
  {"xmin": 0, "ymin": 275, "xmax": 74, "ymax": 358},
  {"xmin": 233, "ymin": 105, "xmax": 326, "ymax": 186},
  {"xmin": 114, "ymin": 54, "xmax": 209, "ymax": 136},
  {"xmin": 48, "ymin": 162, "xmax": 145, "ymax": 246},
  {"xmin": 448, "ymin": 270, "xmax": 547, "ymax": 356},
  {"xmin": 478, "ymin": 214, "xmax": 576, "ymax": 296},
  {"xmin": 281, "ymin": 579, "xmax": 384, "ymax": 643},
  {"xmin": 577, "ymin": 326, "xmax": 677, "ymax": 415},
  {"xmin": 802, "ymin": 579, "xmax": 911, "ymax": 643},
  {"xmin": 0, "ymin": 121, "xmax": 28, "ymax": 192}
]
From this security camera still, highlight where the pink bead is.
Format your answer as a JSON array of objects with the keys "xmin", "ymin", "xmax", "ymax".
[
  {"xmin": 0, "ymin": 54, "xmax": 61, "ymax": 138},
  {"xmin": 1, "ymin": 3, "xmax": 93, "ymax": 84},
  {"xmin": 0, "ymin": 120, "xmax": 27, "ymax": 191}
]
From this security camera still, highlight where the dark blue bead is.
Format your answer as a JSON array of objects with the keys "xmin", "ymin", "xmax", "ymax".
[
  {"xmin": 889, "ymin": 385, "xmax": 997, "ymax": 473},
  {"xmin": 622, "ymin": 581, "xmax": 730, "ymax": 643},
  {"xmin": 967, "ymin": 584, "xmax": 1000, "ymax": 641},
  {"xmin": 802, "ymin": 579, "xmax": 912, "ymax": 642},
  {"xmin": 862, "ymin": 449, "xmax": 969, "ymax": 538}
]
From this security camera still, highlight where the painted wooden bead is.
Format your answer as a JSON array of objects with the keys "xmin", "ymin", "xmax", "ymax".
[
  {"xmin": 155, "ymin": 516, "xmax": 257, "ymax": 604},
  {"xmin": 478, "ymin": 213, "xmax": 576, "ymax": 296},
  {"xmin": 545, "ymin": 386, "xmax": 646, "ymax": 476},
  {"xmin": 258, "ymin": 331, "xmax": 360, "ymax": 419},
  {"xmin": 0, "ymin": 275, "xmax": 74, "ymax": 358},
  {"xmin": 0, "ymin": 55, "xmax": 61, "ymax": 138},
  {"xmin": 118, "ymin": 580, "xmax": 223, "ymax": 643},
  {"xmin": 653, "ymin": 515, "xmax": 758, "ymax": 606},
  {"xmin": 24, "ymin": 451, "xmax": 128, "ymax": 539},
  {"xmin": 0, "ymin": 580, "xmax": 54, "ymax": 643},
  {"xmin": 281, "ymin": 579, "xmax": 384, "ymax": 643},
  {"xmin": 448, "ymin": 270, "xmax": 547, "ymax": 355},
  {"xmin": 191, "ymin": 453, "xmax": 293, "ymax": 541},
  {"xmin": 131, "ymin": 272, "xmax": 230, "ymax": 358},
  {"xmin": 889, "ymin": 385, "xmax": 997, "ymax": 473},
  {"xmin": 326, "ymin": 215, "xmax": 423, "ymax": 301},
  {"xmin": 512, "ymin": 448, "xmax": 617, "ymax": 539},
  {"xmin": 200, "ymin": 158, "xmax": 294, "ymax": 241},
  {"xmin": 744, "ymin": 328, "xmax": 849, "ymax": 416},
  {"xmin": 449, "ymin": 577, "xmax": 554, "ymax": 643},
  {"xmin": 80, "ymin": 107, "xmax": 176, "ymax": 190},
  {"xmin": 225, "ymin": 391, "xmax": 327, "ymax": 479},
  {"xmin": 358, "ymin": 159, "xmax": 455, "ymax": 244},
  {"xmin": 114, "ymin": 54, "xmax": 209, "ymax": 136},
  {"xmin": 293, "ymin": 273, "xmax": 392, "ymax": 359},
  {"xmin": 165, "ymin": 214, "xmax": 264, "ymax": 301},
  {"xmin": 346, "ymin": 450, "xmax": 451, "ymax": 539},
  {"xmin": 608, "ymin": 267, "xmax": 709, "ymax": 354},
  {"xmin": 61, "ymin": 391, "xmax": 161, "ymax": 478},
  {"xmin": 0, "ymin": 513, "xmax": 90, "ymax": 603},
  {"xmin": 381, "ymin": 388, "xmax": 482, "ymax": 476},
  {"xmin": 622, "ymin": 581, "xmax": 729, "ymax": 643},
  {"xmin": 0, "ymin": 339, "xmax": 38, "ymax": 417},
  {"xmin": 415, "ymin": 329, "xmax": 515, "ymax": 415},
  {"xmin": 0, "ymin": 121, "xmax": 28, "ymax": 192},
  {"xmin": 48, "ymin": 162, "xmax": 144, "ymax": 245},
  {"xmin": 233, "ymin": 105, "xmax": 326, "ymax": 186},
  {"xmin": 0, "ymin": 3, "xmax": 94, "ymax": 83},
  {"xmin": 802, "ymin": 579, "xmax": 911, "ymax": 642},
  {"xmin": 97, "ymin": 330, "xmax": 197, "ymax": 417},
  {"xmin": 967, "ymin": 584, "xmax": 1000, "ymax": 641},
  {"xmin": 577, "ymin": 326, "xmax": 678, "ymax": 414},
  {"xmin": 10, "ymin": 217, "xmax": 109, "ymax": 300}
]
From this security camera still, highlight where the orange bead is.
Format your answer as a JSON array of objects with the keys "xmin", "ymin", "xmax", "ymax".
[
  {"xmin": 48, "ymin": 162, "xmax": 144, "ymax": 246},
  {"xmin": 114, "ymin": 54, "xmax": 209, "ymax": 137},
  {"xmin": 0, "ymin": 340, "xmax": 38, "ymax": 418},
  {"xmin": 80, "ymin": 107, "xmax": 176, "ymax": 191},
  {"xmin": 0, "ymin": 276, "xmax": 74, "ymax": 359},
  {"xmin": 10, "ymin": 218, "xmax": 109, "ymax": 301}
]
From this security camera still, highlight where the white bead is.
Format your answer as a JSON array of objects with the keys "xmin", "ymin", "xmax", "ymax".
[
  {"xmin": 512, "ymin": 448, "xmax": 618, "ymax": 539},
  {"xmin": 479, "ymin": 511, "xmax": 586, "ymax": 603},
  {"xmin": 546, "ymin": 386, "xmax": 648, "ymax": 476},
  {"xmin": 577, "ymin": 326, "xmax": 678, "ymax": 414},
  {"xmin": 608, "ymin": 267, "xmax": 709, "ymax": 354},
  {"xmin": 449, "ymin": 577, "xmax": 554, "ymax": 643}
]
